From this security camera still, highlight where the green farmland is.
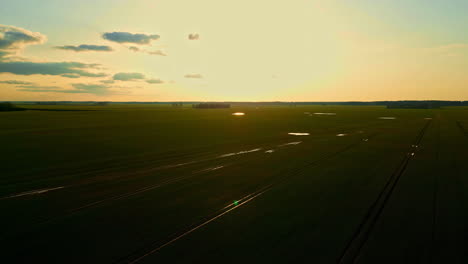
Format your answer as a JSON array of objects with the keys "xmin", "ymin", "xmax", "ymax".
[{"xmin": 1, "ymin": 105, "xmax": 468, "ymax": 263}]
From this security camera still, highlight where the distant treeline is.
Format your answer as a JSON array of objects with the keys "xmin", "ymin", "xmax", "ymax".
[
  {"xmin": 387, "ymin": 101, "xmax": 441, "ymax": 109},
  {"xmin": 34, "ymin": 101, "xmax": 108, "ymax": 106},
  {"xmin": 192, "ymin": 103, "xmax": 231, "ymax": 109},
  {"xmin": 35, "ymin": 102, "xmax": 59, "ymax": 105},
  {"xmin": 8, "ymin": 100, "xmax": 468, "ymax": 107}
]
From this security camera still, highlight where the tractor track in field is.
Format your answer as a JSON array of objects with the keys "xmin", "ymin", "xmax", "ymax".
[
  {"xmin": 455, "ymin": 121, "xmax": 468, "ymax": 139},
  {"xmin": 1, "ymin": 139, "xmax": 281, "ymax": 194},
  {"xmin": 0, "ymin": 140, "xmax": 281, "ymax": 201},
  {"xmin": 115, "ymin": 132, "xmax": 380, "ymax": 264},
  {"xmin": 338, "ymin": 119, "xmax": 433, "ymax": 264},
  {"xmin": 64, "ymin": 169, "xmax": 225, "ymax": 214},
  {"xmin": 0, "ymin": 147, "xmax": 217, "ymax": 193},
  {"xmin": 429, "ymin": 115, "xmax": 441, "ymax": 262},
  {"xmin": 0, "ymin": 138, "xmax": 306, "ymax": 242},
  {"xmin": 0, "ymin": 162, "xmax": 233, "ymax": 242}
]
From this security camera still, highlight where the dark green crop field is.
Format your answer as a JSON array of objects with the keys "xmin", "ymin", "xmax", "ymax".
[{"xmin": 1, "ymin": 105, "xmax": 467, "ymax": 263}]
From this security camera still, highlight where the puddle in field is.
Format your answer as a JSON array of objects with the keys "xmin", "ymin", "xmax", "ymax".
[
  {"xmin": 336, "ymin": 133, "xmax": 347, "ymax": 137},
  {"xmin": 363, "ymin": 138, "xmax": 369, "ymax": 142},
  {"xmin": 1, "ymin": 186, "xmax": 64, "ymax": 200},
  {"xmin": 378, "ymin": 117, "xmax": 396, "ymax": 120},
  {"xmin": 313, "ymin": 113, "xmax": 336, "ymax": 115},
  {"xmin": 232, "ymin": 112, "xmax": 245, "ymax": 116},
  {"xmin": 279, "ymin": 141, "xmax": 302, "ymax": 147},
  {"xmin": 288, "ymin": 132, "xmax": 310, "ymax": 136},
  {"xmin": 265, "ymin": 150, "xmax": 275, "ymax": 153},
  {"xmin": 219, "ymin": 148, "xmax": 262, "ymax": 158}
]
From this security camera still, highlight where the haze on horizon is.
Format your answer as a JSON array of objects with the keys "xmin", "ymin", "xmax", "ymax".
[{"xmin": 1, "ymin": 0, "xmax": 467, "ymax": 102}]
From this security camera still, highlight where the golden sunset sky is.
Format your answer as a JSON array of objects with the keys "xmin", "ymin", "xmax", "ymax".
[{"xmin": 1, "ymin": 0, "xmax": 467, "ymax": 101}]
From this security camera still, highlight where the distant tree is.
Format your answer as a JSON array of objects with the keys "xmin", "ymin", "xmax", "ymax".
[{"xmin": 0, "ymin": 102, "xmax": 25, "ymax": 111}]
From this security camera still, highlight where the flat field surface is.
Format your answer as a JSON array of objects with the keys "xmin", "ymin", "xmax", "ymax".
[{"xmin": 1, "ymin": 105, "xmax": 467, "ymax": 263}]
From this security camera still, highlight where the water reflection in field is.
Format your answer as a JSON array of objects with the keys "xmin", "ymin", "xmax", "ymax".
[
  {"xmin": 313, "ymin": 113, "xmax": 336, "ymax": 115},
  {"xmin": 288, "ymin": 133, "xmax": 310, "ymax": 136}
]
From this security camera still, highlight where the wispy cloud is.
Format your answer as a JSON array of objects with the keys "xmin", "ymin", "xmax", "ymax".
[
  {"xmin": 0, "ymin": 25, "xmax": 46, "ymax": 50},
  {"xmin": 184, "ymin": 73, "xmax": 203, "ymax": 79},
  {"xmin": 16, "ymin": 83, "xmax": 113, "ymax": 95},
  {"xmin": 148, "ymin": 50, "xmax": 166, "ymax": 56},
  {"xmin": 0, "ymin": 61, "xmax": 107, "ymax": 78},
  {"xmin": 128, "ymin": 46, "xmax": 166, "ymax": 56},
  {"xmin": 0, "ymin": 80, "xmax": 34, "ymax": 85},
  {"xmin": 113, "ymin": 72, "xmax": 145, "ymax": 81},
  {"xmin": 0, "ymin": 25, "xmax": 47, "ymax": 61},
  {"xmin": 71, "ymin": 83, "xmax": 112, "ymax": 95},
  {"xmin": 16, "ymin": 85, "xmax": 66, "ymax": 93},
  {"xmin": 55, "ymin": 44, "xmax": 113, "ymax": 52},
  {"xmin": 60, "ymin": 74, "xmax": 81, "ymax": 78},
  {"xmin": 146, "ymin": 78, "xmax": 163, "ymax": 84},
  {"xmin": 0, "ymin": 25, "xmax": 111, "ymax": 80},
  {"xmin": 102, "ymin": 32, "xmax": 160, "ymax": 45},
  {"xmin": 0, "ymin": 50, "xmax": 9, "ymax": 61}
]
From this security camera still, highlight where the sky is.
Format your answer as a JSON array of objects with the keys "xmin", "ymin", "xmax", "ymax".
[{"xmin": 0, "ymin": 0, "xmax": 467, "ymax": 101}]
